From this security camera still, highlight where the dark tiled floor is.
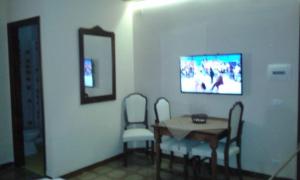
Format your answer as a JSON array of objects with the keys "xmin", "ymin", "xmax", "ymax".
[
  {"xmin": 0, "ymin": 166, "xmax": 43, "ymax": 180},
  {"xmin": 0, "ymin": 153, "xmax": 265, "ymax": 180},
  {"xmin": 67, "ymin": 152, "xmax": 265, "ymax": 180}
]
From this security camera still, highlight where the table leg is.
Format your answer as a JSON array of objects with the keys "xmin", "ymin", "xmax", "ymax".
[
  {"xmin": 154, "ymin": 127, "xmax": 161, "ymax": 180},
  {"xmin": 209, "ymin": 139, "xmax": 218, "ymax": 180}
]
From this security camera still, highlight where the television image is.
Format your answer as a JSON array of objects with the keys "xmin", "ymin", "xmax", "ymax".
[
  {"xmin": 84, "ymin": 58, "xmax": 95, "ymax": 88},
  {"xmin": 180, "ymin": 53, "xmax": 242, "ymax": 95}
]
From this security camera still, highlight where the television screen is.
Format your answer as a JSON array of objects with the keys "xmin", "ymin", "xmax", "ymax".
[
  {"xmin": 84, "ymin": 58, "xmax": 95, "ymax": 88},
  {"xmin": 180, "ymin": 53, "xmax": 242, "ymax": 95}
]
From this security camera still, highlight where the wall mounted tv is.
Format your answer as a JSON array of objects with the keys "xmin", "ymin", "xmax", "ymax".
[
  {"xmin": 180, "ymin": 53, "xmax": 242, "ymax": 95},
  {"xmin": 84, "ymin": 58, "xmax": 95, "ymax": 88}
]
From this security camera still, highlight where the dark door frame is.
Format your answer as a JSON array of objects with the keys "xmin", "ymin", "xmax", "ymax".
[
  {"xmin": 7, "ymin": 16, "xmax": 46, "ymax": 175},
  {"xmin": 297, "ymin": 29, "xmax": 300, "ymax": 179},
  {"xmin": 297, "ymin": 14, "xmax": 300, "ymax": 180}
]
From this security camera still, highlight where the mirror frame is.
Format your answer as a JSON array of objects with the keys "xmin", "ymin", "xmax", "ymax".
[{"xmin": 79, "ymin": 26, "xmax": 116, "ymax": 104}]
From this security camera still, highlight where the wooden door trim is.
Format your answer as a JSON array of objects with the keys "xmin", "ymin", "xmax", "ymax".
[
  {"xmin": 7, "ymin": 16, "xmax": 46, "ymax": 175},
  {"xmin": 297, "ymin": 15, "xmax": 300, "ymax": 180}
]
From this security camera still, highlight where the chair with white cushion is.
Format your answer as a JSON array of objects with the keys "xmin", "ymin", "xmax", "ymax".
[
  {"xmin": 154, "ymin": 98, "xmax": 176, "ymax": 168},
  {"xmin": 191, "ymin": 101, "xmax": 244, "ymax": 180},
  {"xmin": 122, "ymin": 93, "xmax": 154, "ymax": 166},
  {"xmin": 155, "ymin": 97, "xmax": 197, "ymax": 178}
]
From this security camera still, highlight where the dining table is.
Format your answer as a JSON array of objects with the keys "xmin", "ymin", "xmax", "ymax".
[{"xmin": 152, "ymin": 116, "xmax": 229, "ymax": 180}]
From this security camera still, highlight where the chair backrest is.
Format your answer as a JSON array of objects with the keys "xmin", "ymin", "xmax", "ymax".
[
  {"xmin": 124, "ymin": 93, "xmax": 148, "ymax": 128},
  {"xmin": 154, "ymin": 97, "xmax": 171, "ymax": 123},
  {"xmin": 228, "ymin": 101, "xmax": 244, "ymax": 140}
]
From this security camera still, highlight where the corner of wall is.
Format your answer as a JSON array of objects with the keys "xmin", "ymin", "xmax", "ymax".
[{"xmin": 0, "ymin": 0, "xmax": 14, "ymax": 165}]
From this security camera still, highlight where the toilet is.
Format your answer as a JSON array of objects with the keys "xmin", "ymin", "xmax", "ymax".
[{"xmin": 24, "ymin": 129, "xmax": 40, "ymax": 156}]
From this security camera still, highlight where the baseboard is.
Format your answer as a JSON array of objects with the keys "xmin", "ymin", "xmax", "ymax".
[
  {"xmin": 240, "ymin": 169, "xmax": 292, "ymax": 180},
  {"xmin": 229, "ymin": 167, "xmax": 291, "ymax": 180},
  {"xmin": 197, "ymin": 161, "xmax": 292, "ymax": 180},
  {"xmin": 61, "ymin": 153, "xmax": 124, "ymax": 178}
]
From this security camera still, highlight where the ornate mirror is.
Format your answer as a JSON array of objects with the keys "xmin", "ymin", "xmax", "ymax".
[{"xmin": 79, "ymin": 26, "xmax": 116, "ymax": 104}]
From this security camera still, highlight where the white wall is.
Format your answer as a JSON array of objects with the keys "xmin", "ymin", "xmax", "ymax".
[
  {"xmin": 133, "ymin": 0, "xmax": 298, "ymax": 178},
  {"xmin": 1, "ymin": 0, "xmax": 298, "ymax": 178},
  {"xmin": 2, "ymin": 0, "xmax": 135, "ymax": 177},
  {"xmin": 0, "ymin": 0, "xmax": 14, "ymax": 165}
]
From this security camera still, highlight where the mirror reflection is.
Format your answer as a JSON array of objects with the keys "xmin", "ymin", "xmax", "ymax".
[{"xmin": 79, "ymin": 26, "xmax": 116, "ymax": 104}]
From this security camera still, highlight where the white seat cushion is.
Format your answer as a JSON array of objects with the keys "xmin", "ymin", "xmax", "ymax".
[
  {"xmin": 160, "ymin": 137, "xmax": 176, "ymax": 153},
  {"xmin": 123, "ymin": 128, "xmax": 154, "ymax": 142},
  {"xmin": 170, "ymin": 139, "xmax": 200, "ymax": 157},
  {"xmin": 219, "ymin": 137, "xmax": 227, "ymax": 143},
  {"xmin": 191, "ymin": 142, "xmax": 240, "ymax": 160}
]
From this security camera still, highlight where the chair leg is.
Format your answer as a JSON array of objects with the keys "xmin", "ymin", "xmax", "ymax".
[
  {"xmin": 184, "ymin": 154, "xmax": 189, "ymax": 179},
  {"xmin": 201, "ymin": 157, "xmax": 212, "ymax": 175},
  {"xmin": 123, "ymin": 142, "xmax": 128, "ymax": 167},
  {"xmin": 224, "ymin": 154, "xmax": 230, "ymax": 180},
  {"xmin": 207, "ymin": 158, "xmax": 212, "ymax": 175},
  {"xmin": 151, "ymin": 141, "xmax": 154, "ymax": 164},
  {"xmin": 236, "ymin": 153, "xmax": 243, "ymax": 180},
  {"xmin": 157, "ymin": 149, "xmax": 162, "ymax": 178},
  {"xmin": 191, "ymin": 156, "xmax": 200, "ymax": 178},
  {"xmin": 169, "ymin": 151, "xmax": 174, "ymax": 170},
  {"xmin": 146, "ymin": 141, "xmax": 149, "ymax": 157}
]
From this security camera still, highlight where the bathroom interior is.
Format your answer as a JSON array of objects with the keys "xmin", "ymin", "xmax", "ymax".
[{"xmin": 19, "ymin": 24, "xmax": 45, "ymax": 175}]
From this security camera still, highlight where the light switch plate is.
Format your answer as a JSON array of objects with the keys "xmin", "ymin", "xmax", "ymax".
[{"xmin": 267, "ymin": 64, "xmax": 291, "ymax": 81}]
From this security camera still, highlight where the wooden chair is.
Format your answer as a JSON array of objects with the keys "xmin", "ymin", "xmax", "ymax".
[
  {"xmin": 122, "ymin": 93, "xmax": 154, "ymax": 166},
  {"xmin": 191, "ymin": 101, "xmax": 244, "ymax": 180},
  {"xmin": 154, "ymin": 98, "xmax": 176, "ymax": 169},
  {"xmin": 155, "ymin": 97, "xmax": 197, "ymax": 178}
]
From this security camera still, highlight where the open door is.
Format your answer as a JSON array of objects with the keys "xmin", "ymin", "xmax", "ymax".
[{"xmin": 7, "ymin": 16, "xmax": 46, "ymax": 176}]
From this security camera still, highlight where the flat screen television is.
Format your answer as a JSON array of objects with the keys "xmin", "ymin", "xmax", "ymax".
[
  {"xmin": 84, "ymin": 58, "xmax": 95, "ymax": 88},
  {"xmin": 180, "ymin": 53, "xmax": 242, "ymax": 95}
]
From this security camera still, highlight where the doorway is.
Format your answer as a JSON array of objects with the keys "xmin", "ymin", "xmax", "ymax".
[{"xmin": 7, "ymin": 16, "xmax": 46, "ymax": 176}]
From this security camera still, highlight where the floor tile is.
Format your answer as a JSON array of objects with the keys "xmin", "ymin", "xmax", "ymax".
[
  {"xmin": 92, "ymin": 175, "xmax": 113, "ymax": 180},
  {"xmin": 136, "ymin": 167, "xmax": 155, "ymax": 177},
  {"xmin": 92, "ymin": 166, "xmax": 114, "ymax": 175},
  {"xmin": 0, "ymin": 152, "xmax": 267, "ymax": 180},
  {"xmin": 123, "ymin": 174, "xmax": 144, "ymax": 180},
  {"xmin": 76, "ymin": 171, "xmax": 98, "ymax": 180},
  {"xmin": 107, "ymin": 169, "xmax": 127, "ymax": 179}
]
